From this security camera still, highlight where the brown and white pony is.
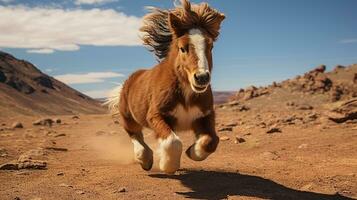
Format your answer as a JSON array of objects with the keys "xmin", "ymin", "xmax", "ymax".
[{"xmin": 106, "ymin": 0, "xmax": 225, "ymax": 174}]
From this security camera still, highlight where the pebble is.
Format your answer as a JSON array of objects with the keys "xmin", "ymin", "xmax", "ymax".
[
  {"xmin": 75, "ymin": 190, "xmax": 85, "ymax": 195},
  {"xmin": 45, "ymin": 147, "xmax": 68, "ymax": 152},
  {"xmin": 12, "ymin": 122, "xmax": 24, "ymax": 129},
  {"xmin": 54, "ymin": 133, "xmax": 66, "ymax": 137},
  {"xmin": 266, "ymin": 127, "xmax": 282, "ymax": 134},
  {"xmin": 234, "ymin": 137, "xmax": 246, "ymax": 144},
  {"xmin": 218, "ymin": 127, "xmax": 233, "ymax": 132},
  {"xmin": 298, "ymin": 144, "xmax": 308, "ymax": 149},
  {"xmin": 115, "ymin": 187, "xmax": 127, "ymax": 193},
  {"xmin": 57, "ymin": 172, "xmax": 65, "ymax": 176},
  {"xmin": 219, "ymin": 136, "xmax": 230, "ymax": 141},
  {"xmin": 59, "ymin": 183, "xmax": 73, "ymax": 188}
]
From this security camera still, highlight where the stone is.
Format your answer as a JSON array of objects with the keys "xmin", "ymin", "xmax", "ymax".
[
  {"xmin": 218, "ymin": 127, "xmax": 233, "ymax": 132},
  {"xmin": 44, "ymin": 147, "xmax": 68, "ymax": 151},
  {"xmin": 33, "ymin": 118, "xmax": 54, "ymax": 127},
  {"xmin": 234, "ymin": 137, "xmax": 246, "ymax": 144},
  {"xmin": 54, "ymin": 133, "xmax": 66, "ymax": 137},
  {"xmin": 12, "ymin": 122, "xmax": 24, "ymax": 129},
  {"xmin": 115, "ymin": 187, "xmax": 127, "ymax": 193},
  {"xmin": 266, "ymin": 127, "xmax": 282, "ymax": 134},
  {"xmin": 59, "ymin": 183, "xmax": 73, "ymax": 188},
  {"xmin": 72, "ymin": 116, "xmax": 80, "ymax": 120},
  {"xmin": 75, "ymin": 190, "xmax": 85, "ymax": 195},
  {"xmin": 219, "ymin": 136, "xmax": 230, "ymax": 141},
  {"xmin": 54, "ymin": 118, "xmax": 62, "ymax": 124},
  {"xmin": 298, "ymin": 144, "xmax": 308, "ymax": 149},
  {"xmin": 57, "ymin": 172, "xmax": 65, "ymax": 176}
]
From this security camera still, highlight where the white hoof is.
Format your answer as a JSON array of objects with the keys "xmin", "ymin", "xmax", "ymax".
[
  {"xmin": 186, "ymin": 135, "xmax": 211, "ymax": 161},
  {"xmin": 132, "ymin": 139, "xmax": 153, "ymax": 171},
  {"xmin": 158, "ymin": 133, "xmax": 182, "ymax": 174}
]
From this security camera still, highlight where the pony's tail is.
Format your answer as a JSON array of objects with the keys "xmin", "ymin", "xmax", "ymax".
[{"xmin": 103, "ymin": 85, "xmax": 122, "ymax": 115}]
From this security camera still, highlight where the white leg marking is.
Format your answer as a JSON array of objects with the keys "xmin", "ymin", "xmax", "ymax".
[
  {"xmin": 131, "ymin": 139, "xmax": 146, "ymax": 164},
  {"xmin": 189, "ymin": 29, "xmax": 208, "ymax": 73},
  {"xmin": 158, "ymin": 132, "xmax": 183, "ymax": 174},
  {"xmin": 189, "ymin": 135, "xmax": 211, "ymax": 161}
]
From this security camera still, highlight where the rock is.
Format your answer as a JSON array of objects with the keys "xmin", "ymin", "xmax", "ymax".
[
  {"xmin": 234, "ymin": 137, "xmax": 246, "ymax": 144},
  {"xmin": 354, "ymin": 73, "xmax": 357, "ymax": 84},
  {"xmin": 57, "ymin": 172, "xmax": 64, "ymax": 176},
  {"xmin": 33, "ymin": 118, "xmax": 54, "ymax": 127},
  {"xmin": 219, "ymin": 136, "xmax": 230, "ymax": 141},
  {"xmin": 115, "ymin": 187, "xmax": 127, "ymax": 193},
  {"xmin": 0, "ymin": 158, "xmax": 46, "ymax": 170},
  {"xmin": 298, "ymin": 144, "xmax": 308, "ymax": 149},
  {"xmin": 114, "ymin": 120, "xmax": 120, "ymax": 124},
  {"xmin": 44, "ymin": 147, "xmax": 68, "ymax": 151},
  {"xmin": 72, "ymin": 115, "xmax": 80, "ymax": 120},
  {"xmin": 218, "ymin": 127, "xmax": 233, "ymax": 132},
  {"xmin": 75, "ymin": 190, "xmax": 85, "ymax": 195},
  {"xmin": 314, "ymin": 65, "xmax": 326, "ymax": 73},
  {"xmin": 59, "ymin": 183, "xmax": 73, "ymax": 188},
  {"xmin": 96, "ymin": 131, "xmax": 106, "ymax": 136},
  {"xmin": 297, "ymin": 104, "xmax": 313, "ymax": 110},
  {"xmin": 225, "ymin": 123, "xmax": 238, "ymax": 127},
  {"xmin": 12, "ymin": 122, "xmax": 23, "ymax": 129},
  {"xmin": 54, "ymin": 118, "xmax": 62, "ymax": 124},
  {"xmin": 17, "ymin": 159, "xmax": 47, "ymax": 170},
  {"xmin": 327, "ymin": 98, "xmax": 357, "ymax": 123},
  {"xmin": 266, "ymin": 127, "xmax": 282, "ymax": 134},
  {"xmin": 54, "ymin": 133, "xmax": 66, "ymax": 137},
  {"xmin": 0, "ymin": 161, "xmax": 19, "ymax": 170}
]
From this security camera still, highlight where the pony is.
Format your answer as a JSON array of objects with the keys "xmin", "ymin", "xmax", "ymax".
[{"xmin": 106, "ymin": 0, "xmax": 225, "ymax": 174}]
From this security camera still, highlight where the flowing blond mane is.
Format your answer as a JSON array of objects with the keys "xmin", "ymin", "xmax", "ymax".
[{"xmin": 140, "ymin": 0, "xmax": 225, "ymax": 61}]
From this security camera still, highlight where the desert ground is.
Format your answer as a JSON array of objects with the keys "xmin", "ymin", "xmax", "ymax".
[
  {"xmin": 0, "ymin": 105, "xmax": 356, "ymax": 200},
  {"xmin": 1, "ymin": 51, "xmax": 357, "ymax": 199}
]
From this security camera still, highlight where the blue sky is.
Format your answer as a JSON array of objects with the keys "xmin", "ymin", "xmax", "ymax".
[{"xmin": 0, "ymin": 0, "xmax": 357, "ymax": 98}]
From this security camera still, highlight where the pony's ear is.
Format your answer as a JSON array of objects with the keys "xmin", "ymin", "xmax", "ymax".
[{"xmin": 168, "ymin": 13, "xmax": 185, "ymax": 37}]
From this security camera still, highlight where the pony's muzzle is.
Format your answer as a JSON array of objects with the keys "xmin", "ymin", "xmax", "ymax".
[{"xmin": 193, "ymin": 71, "xmax": 210, "ymax": 86}]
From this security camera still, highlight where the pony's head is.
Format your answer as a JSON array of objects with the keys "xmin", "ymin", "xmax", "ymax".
[{"xmin": 141, "ymin": 0, "xmax": 225, "ymax": 93}]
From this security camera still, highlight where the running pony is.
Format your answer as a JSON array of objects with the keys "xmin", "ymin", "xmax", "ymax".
[{"xmin": 106, "ymin": 0, "xmax": 225, "ymax": 174}]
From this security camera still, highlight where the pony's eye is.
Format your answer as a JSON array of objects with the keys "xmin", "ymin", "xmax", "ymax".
[{"xmin": 180, "ymin": 47, "xmax": 186, "ymax": 53}]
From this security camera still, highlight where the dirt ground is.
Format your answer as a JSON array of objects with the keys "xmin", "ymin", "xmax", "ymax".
[{"xmin": 0, "ymin": 111, "xmax": 356, "ymax": 200}]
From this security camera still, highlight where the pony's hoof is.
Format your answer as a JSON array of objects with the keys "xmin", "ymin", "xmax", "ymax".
[
  {"xmin": 140, "ymin": 156, "xmax": 153, "ymax": 171},
  {"xmin": 158, "ymin": 134, "xmax": 183, "ymax": 174},
  {"xmin": 185, "ymin": 141, "xmax": 211, "ymax": 161}
]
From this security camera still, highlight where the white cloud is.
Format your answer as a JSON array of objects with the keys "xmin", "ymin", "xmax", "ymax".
[
  {"xmin": 340, "ymin": 39, "xmax": 357, "ymax": 44},
  {"xmin": 0, "ymin": 0, "xmax": 14, "ymax": 3},
  {"xmin": 0, "ymin": 5, "xmax": 142, "ymax": 53},
  {"xmin": 74, "ymin": 0, "xmax": 117, "ymax": 5},
  {"xmin": 83, "ymin": 89, "xmax": 113, "ymax": 98},
  {"xmin": 54, "ymin": 72, "xmax": 124, "ymax": 84},
  {"xmin": 27, "ymin": 48, "xmax": 55, "ymax": 54}
]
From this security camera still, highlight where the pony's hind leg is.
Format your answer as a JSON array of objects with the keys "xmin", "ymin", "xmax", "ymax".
[{"xmin": 122, "ymin": 116, "xmax": 153, "ymax": 171}]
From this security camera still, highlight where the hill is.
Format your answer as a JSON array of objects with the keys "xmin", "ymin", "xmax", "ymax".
[{"xmin": 0, "ymin": 51, "xmax": 106, "ymax": 117}]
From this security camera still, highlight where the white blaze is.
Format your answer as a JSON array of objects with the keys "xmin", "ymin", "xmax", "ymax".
[{"xmin": 189, "ymin": 29, "xmax": 208, "ymax": 73}]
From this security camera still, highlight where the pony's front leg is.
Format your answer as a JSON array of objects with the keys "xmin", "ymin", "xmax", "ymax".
[
  {"xmin": 186, "ymin": 114, "xmax": 219, "ymax": 161},
  {"xmin": 147, "ymin": 113, "xmax": 182, "ymax": 174}
]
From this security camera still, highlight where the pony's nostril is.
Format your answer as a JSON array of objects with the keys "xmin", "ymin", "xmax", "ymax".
[{"xmin": 194, "ymin": 72, "xmax": 210, "ymax": 85}]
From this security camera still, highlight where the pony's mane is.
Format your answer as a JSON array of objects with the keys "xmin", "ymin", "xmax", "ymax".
[{"xmin": 140, "ymin": 0, "xmax": 225, "ymax": 61}]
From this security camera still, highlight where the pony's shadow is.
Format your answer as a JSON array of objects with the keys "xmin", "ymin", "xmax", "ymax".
[{"xmin": 149, "ymin": 169, "xmax": 354, "ymax": 200}]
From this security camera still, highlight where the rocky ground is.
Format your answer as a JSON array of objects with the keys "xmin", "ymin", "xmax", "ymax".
[
  {"xmin": 0, "ymin": 64, "xmax": 356, "ymax": 200},
  {"xmin": 0, "ymin": 106, "xmax": 356, "ymax": 200}
]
